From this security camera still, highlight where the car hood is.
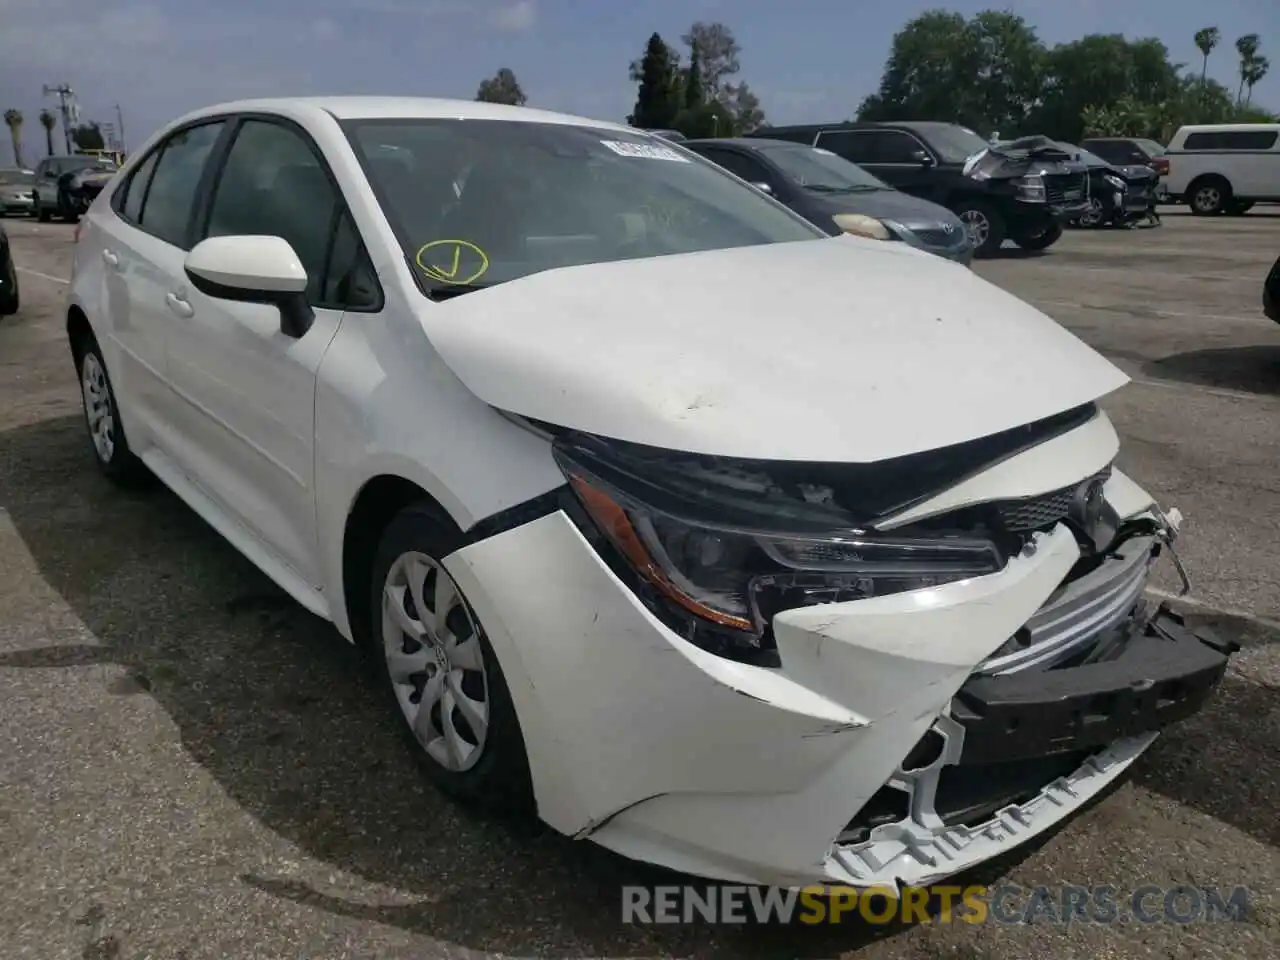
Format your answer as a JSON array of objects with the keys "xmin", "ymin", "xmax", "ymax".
[
  {"xmin": 805, "ymin": 188, "xmax": 964, "ymax": 233},
  {"xmin": 417, "ymin": 236, "xmax": 1128, "ymax": 463}
]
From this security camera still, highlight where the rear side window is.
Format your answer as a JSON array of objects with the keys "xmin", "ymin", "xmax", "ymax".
[
  {"xmin": 815, "ymin": 130, "xmax": 877, "ymax": 163},
  {"xmin": 1182, "ymin": 130, "xmax": 1278, "ymax": 150},
  {"xmin": 139, "ymin": 121, "xmax": 226, "ymax": 248}
]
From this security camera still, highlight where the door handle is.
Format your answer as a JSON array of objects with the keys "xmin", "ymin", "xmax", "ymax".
[
  {"xmin": 101, "ymin": 249, "xmax": 119, "ymax": 268},
  {"xmin": 165, "ymin": 291, "xmax": 194, "ymax": 318}
]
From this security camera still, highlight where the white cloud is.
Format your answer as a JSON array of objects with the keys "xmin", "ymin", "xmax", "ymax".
[{"xmin": 488, "ymin": 0, "xmax": 536, "ymax": 33}]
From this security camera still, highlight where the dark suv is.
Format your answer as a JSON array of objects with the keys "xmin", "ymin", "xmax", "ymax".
[
  {"xmin": 749, "ymin": 121, "xmax": 1090, "ymax": 257},
  {"xmin": 32, "ymin": 154, "xmax": 118, "ymax": 223}
]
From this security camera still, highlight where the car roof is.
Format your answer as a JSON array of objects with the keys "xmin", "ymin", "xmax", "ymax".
[
  {"xmin": 166, "ymin": 96, "xmax": 633, "ymax": 133},
  {"xmin": 1173, "ymin": 122, "xmax": 1280, "ymax": 133},
  {"xmin": 684, "ymin": 137, "xmax": 777, "ymax": 148}
]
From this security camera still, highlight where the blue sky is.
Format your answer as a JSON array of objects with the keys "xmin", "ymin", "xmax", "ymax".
[{"xmin": 1, "ymin": 0, "xmax": 1275, "ymax": 164}]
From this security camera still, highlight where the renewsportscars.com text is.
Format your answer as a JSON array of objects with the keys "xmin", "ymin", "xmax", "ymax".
[{"xmin": 621, "ymin": 884, "xmax": 1251, "ymax": 926}]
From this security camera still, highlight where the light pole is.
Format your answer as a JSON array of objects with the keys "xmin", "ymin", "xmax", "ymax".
[
  {"xmin": 115, "ymin": 104, "xmax": 126, "ymax": 153},
  {"xmin": 42, "ymin": 83, "xmax": 75, "ymax": 154}
]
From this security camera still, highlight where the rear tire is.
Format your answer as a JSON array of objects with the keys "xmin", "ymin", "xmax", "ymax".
[
  {"xmin": 954, "ymin": 200, "xmax": 1005, "ymax": 257},
  {"xmin": 1188, "ymin": 177, "xmax": 1230, "ymax": 216},
  {"xmin": 368, "ymin": 503, "xmax": 535, "ymax": 816},
  {"xmin": 74, "ymin": 334, "xmax": 148, "ymax": 486}
]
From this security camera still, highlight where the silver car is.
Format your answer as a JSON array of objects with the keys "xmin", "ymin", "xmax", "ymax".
[{"xmin": 0, "ymin": 168, "xmax": 36, "ymax": 216}]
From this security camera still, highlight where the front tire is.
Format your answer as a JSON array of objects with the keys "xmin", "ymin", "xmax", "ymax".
[
  {"xmin": 954, "ymin": 200, "xmax": 1006, "ymax": 257},
  {"xmin": 74, "ymin": 335, "xmax": 147, "ymax": 485},
  {"xmin": 1012, "ymin": 222, "xmax": 1063, "ymax": 251},
  {"xmin": 1077, "ymin": 197, "xmax": 1106, "ymax": 229},
  {"xmin": 0, "ymin": 255, "xmax": 17, "ymax": 316},
  {"xmin": 37, "ymin": 198, "xmax": 51, "ymax": 223},
  {"xmin": 369, "ymin": 503, "xmax": 534, "ymax": 815}
]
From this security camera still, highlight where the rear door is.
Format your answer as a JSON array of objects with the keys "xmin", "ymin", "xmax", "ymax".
[{"xmin": 95, "ymin": 120, "xmax": 228, "ymax": 454}]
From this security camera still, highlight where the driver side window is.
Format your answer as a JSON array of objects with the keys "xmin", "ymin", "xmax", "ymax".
[{"xmin": 202, "ymin": 118, "xmax": 380, "ymax": 311}]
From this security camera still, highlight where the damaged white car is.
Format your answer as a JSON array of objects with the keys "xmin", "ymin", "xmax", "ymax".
[{"xmin": 66, "ymin": 97, "xmax": 1235, "ymax": 889}]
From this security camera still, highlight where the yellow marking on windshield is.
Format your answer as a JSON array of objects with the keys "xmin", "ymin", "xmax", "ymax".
[{"xmin": 415, "ymin": 239, "xmax": 490, "ymax": 285}]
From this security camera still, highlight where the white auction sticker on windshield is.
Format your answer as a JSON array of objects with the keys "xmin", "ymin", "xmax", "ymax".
[{"xmin": 600, "ymin": 140, "xmax": 690, "ymax": 162}]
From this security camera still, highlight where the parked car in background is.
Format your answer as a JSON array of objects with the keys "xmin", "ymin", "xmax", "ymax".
[
  {"xmin": 682, "ymin": 137, "xmax": 973, "ymax": 264},
  {"xmin": 66, "ymin": 95, "xmax": 1234, "ymax": 891},
  {"xmin": 0, "ymin": 168, "xmax": 36, "ymax": 216},
  {"xmin": 1265, "ymin": 254, "xmax": 1279, "ymax": 324},
  {"xmin": 1080, "ymin": 137, "xmax": 1170, "ymax": 177},
  {"xmin": 33, "ymin": 154, "xmax": 119, "ymax": 222},
  {"xmin": 750, "ymin": 121, "xmax": 1089, "ymax": 257},
  {"xmin": 0, "ymin": 222, "xmax": 19, "ymax": 316},
  {"xmin": 1162, "ymin": 123, "xmax": 1280, "ymax": 215},
  {"xmin": 1050, "ymin": 142, "xmax": 1159, "ymax": 228}
]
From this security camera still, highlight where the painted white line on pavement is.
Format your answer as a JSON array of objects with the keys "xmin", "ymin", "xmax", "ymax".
[
  {"xmin": 1146, "ymin": 588, "xmax": 1280, "ymax": 632},
  {"xmin": 1127, "ymin": 376, "xmax": 1277, "ymax": 404},
  {"xmin": 1034, "ymin": 297, "xmax": 1269, "ymax": 326},
  {"xmin": 16, "ymin": 266, "xmax": 70, "ymax": 285}
]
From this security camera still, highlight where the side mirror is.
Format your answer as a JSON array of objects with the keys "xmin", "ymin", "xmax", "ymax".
[
  {"xmin": 184, "ymin": 235, "xmax": 314, "ymax": 338},
  {"xmin": 912, "ymin": 149, "xmax": 935, "ymax": 167},
  {"xmin": 750, "ymin": 181, "xmax": 774, "ymax": 195}
]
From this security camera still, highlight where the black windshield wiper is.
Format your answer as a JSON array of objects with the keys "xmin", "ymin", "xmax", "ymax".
[{"xmin": 427, "ymin": 284, "xmax": 493, "ymax": 302}]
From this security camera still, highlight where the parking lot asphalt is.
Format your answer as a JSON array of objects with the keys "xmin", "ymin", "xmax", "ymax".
[{"xmin": 0, "ymin": 211, "xmax": 1277, "ymax": 960}]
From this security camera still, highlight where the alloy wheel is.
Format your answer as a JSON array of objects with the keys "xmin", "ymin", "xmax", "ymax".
[
  {"xmin": 1193, "ymin": 186, "xmax": 1221, "ymax": 213},
  {"xmin": 1079, "ymin": 198, "xmax": 1104, "ymax": 227},
  {"xmin": 81, "ymin": 352, "xmax": 115, "ymax": 463},
  {"xmin": 381, "ymin": 551, "xmax": 490, "ymax": 772},
  {"xmin": 958, "ymin": 209, "xmax": 989, "ymax": 248}
]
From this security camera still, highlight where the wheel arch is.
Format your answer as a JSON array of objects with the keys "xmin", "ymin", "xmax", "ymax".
[
  {"xmin": 67, "ymin": 303, "xmax": 94, "ymax": 362},
  {"xmin": 341, "ymin": 473, "xmax": 453, "ymax": 650}
]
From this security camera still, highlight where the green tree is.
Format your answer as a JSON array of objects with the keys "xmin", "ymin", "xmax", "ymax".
[
  {"xmin": 856, "ymin": 11, "xmax": 1041, "ymax": 134},
  {"xmin": 1242, "ymin": 56, "xmax": 1269, "ymax": 106},
  {"xmin": 1234, "ymin": 33, "xmax": 1260, "ymax": 104},
  {"xmin": 38, "ymin": 109, "xmax": 57, "ymax": 156},
  {"xmin": 70, "ymin": 122, "xmax": 106, "ymax": 151},
  {"xmin": 628, "ymin": 33, "xmax": 681, "ymax": 129},
  {"xmin": 475, "ymin": 68, "xmax": 527, "ymax": 106},
  {"xmin": 685, "ymin": 42, "xmax": 704, "ymax": 109},
  {"xmin": 1194, "ymin": 26, "xmax": 1220, "ymax": 86},
  {"xmin": 4, "ymin": 109, "xmax": 24, "ymax": 168},
  {"xmin": 681, "ymin": 22, "xmax": 740, "ymax": 103}
]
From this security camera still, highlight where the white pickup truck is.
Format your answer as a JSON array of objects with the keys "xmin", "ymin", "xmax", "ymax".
[{"xmin": 1163, "ymin": 123, "xmax": 1280, "ymax": 215}]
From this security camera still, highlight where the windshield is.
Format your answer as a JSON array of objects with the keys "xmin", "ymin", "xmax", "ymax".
[
  {"xmin": 345, "ymin": 119, "xmax": 825, "ymax": 295},
  {"xmin": 0, "ymin": 169, "xmax": 34, "ymax": 185},
  {"xmin": 919, "ymin": 125, "xmax": 991, "ymax": 163},
  {"xmin": 66, "ymin": 158, "xmax": 117, "ymax": 174},
  {"xmin": 1059, "ymin": 143, "xmax": 1108, "ymax": 167},
  {"xmin": 753, "ymin": 143, "xmax": 888, "ymax": 192}
]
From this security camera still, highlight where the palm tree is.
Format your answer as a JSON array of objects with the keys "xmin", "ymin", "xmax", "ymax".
[
  {"xmin": 1243, "ymin": 55, "xmax": 1270, "ymax": 106},
  {"xmin": 1194, "ymin": 27, "xmax": 1220, "ymax": 86},
  {"xmin": 4, "ymin": 109, "xmax": 24, "ymax": 168},
  {"xmin": 38, "ymin": 109, "xmax": 57, "ymax": 156},
  {"xmin": 1235, "ymin": 33, "xmax": 1260, "ymax": 104}
]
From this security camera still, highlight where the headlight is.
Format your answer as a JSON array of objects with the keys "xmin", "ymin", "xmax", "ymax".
[
  {"xmin": 553, "ymin": 435, "xmax": 1005, "ymax": 663},
  {"xmin": 1014, "ymin": 175, "xmax": 1046, "ymax": 202},
  {"xmin": 832, "ymin": 213, "xmax": 893, "ymax": 240},
  {"xmin": 1103, "ymin": 174, "xmax": 1126, "ymax": 191}
]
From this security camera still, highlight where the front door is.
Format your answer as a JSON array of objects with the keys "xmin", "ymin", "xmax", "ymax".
[{"xmin": 161, "ymin": 117, "xmax": 367, "ymax": 588}]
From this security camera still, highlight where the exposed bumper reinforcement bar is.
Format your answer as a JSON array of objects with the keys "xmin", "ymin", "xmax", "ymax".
[{"xmin": 950, "ymin": 605, "xmax": 1237, "ymax": 766}]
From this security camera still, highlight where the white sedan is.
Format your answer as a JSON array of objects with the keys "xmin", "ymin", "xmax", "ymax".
[{"xmin": 65, "ymin": 96, "xmax": 1234, "ymax": 889}]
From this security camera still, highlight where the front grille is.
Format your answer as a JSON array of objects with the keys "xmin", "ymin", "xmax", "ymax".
[
  {"xmin": 912, "ymin": 226, "xmax": 964, "ymax": 247},
  {"xmin": 1046, "ymin": 172, "xmax": 1087, "ymax": 204},
  {"xmin": 993, "ymin": 467, "xmax": 1110, "ymax": 533}
]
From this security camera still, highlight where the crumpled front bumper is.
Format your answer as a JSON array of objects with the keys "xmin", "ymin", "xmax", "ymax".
[{"xmin": 444, "ymin": 476, "xmax": 1233, "ymax": 888}]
